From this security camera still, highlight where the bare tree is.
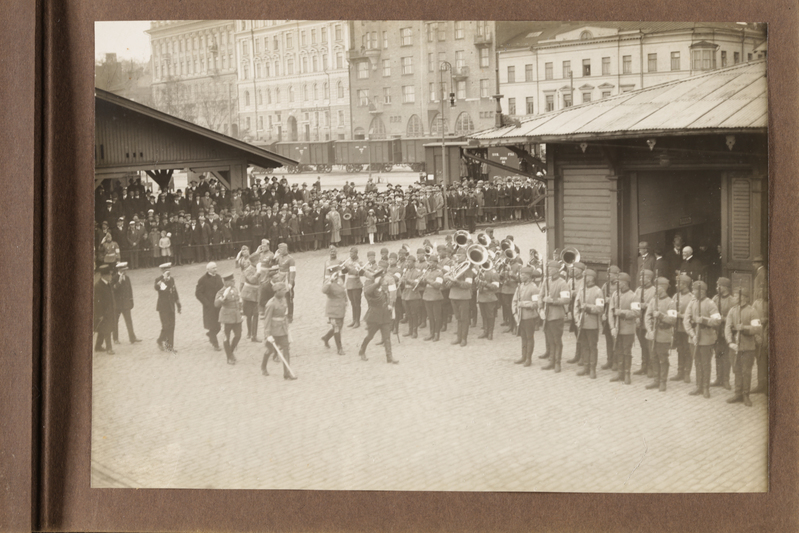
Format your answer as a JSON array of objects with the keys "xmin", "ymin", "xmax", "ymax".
[
  {"xmin": 196, "ymin": 76, "xmax": 237, "ymax": 133},
  {"xmin": 151, "ymin": 77, "xmax": 198, "ymax": 124}
]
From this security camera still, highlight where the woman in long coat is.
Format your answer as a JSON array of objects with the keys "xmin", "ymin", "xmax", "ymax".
[
  {"xmin": 327, "ymin": 207, "xmax": 342, "ymax": 246},
  {"xmin": 398, "ymin": 199, "xmax": 407, "ymax": 239},
  {"xmin": 405, "ymin": 200, "xmax": 417, "ymax": 238},
  {"xmin": 389, "ymin": 200, "xmax": 400, "ymax": 239},
  {"xmin": 416, "ymin": 200, "xmax": 427, "ymax": 235}
]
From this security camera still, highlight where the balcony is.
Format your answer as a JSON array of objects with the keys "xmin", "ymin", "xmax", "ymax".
[
  {"xmin": 453, "ymin": 66, "xmax": 470, "ymax": 80},
  {"xmin": 347, "ymin": 46, "xmax": 382, "ymax": 62},
  {"xmin": 474, "ymin": 32, "xmax": 493, "ymax": 47}
]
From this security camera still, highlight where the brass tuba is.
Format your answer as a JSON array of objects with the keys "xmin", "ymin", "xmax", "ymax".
[
  {"xmin": 560, "ymin": 246, "xmax": 580, "ymax": 265},
  {"xmin": 466, "ymin": 244, "xmax": 487, "ymax": 267},
  {"xmin": 454, "ymin": 230, "xmax": 471, "ymax": 248},
  {"xmin": 475, "ymin": 231, "xmax": 491, "ymax": 247}
]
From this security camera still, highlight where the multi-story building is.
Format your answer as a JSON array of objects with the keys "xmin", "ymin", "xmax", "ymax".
[
  {"xmin": 498, "ymin": 22, "xmax": 765, "ymax": 118},
  {"xmin": 234, "ymin": 20, "xmax": 352, "ymax": 142},
  {"xmin": 347, "ymin": 20, "xmax": 498, "ymax": 140},
  {"xmin": 147, "ymin": 21, "xmax": 239, "ymax": 136}
]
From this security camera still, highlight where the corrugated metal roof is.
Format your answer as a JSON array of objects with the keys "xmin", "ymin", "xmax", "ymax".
[{"xmin": 470, "ymin": 60, "xmax": 767, "ymax": 143}]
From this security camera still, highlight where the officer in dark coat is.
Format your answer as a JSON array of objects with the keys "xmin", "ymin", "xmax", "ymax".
[
  {"xmin": 195, "ymin": 261, "xmax": 224, "ymax": 351},
  {"xmin": 155, "ymin": 263, "xmax": 181, "ymax": 352},
  {"xmin": 358, "ymin": 268, "xmax": 399, "ymax": 364},
  {"xmin": 94, "ymin": 264, "xmax": 116, "ymax": 354},
  {"xmin": 112, "ymin": 262, "xmax": 141, "ymax": 344}
]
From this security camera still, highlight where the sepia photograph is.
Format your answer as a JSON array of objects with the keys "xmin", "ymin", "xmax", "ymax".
[{"xmin": 91, "ymin": 20, "xmax": 768, "ymax": 492}]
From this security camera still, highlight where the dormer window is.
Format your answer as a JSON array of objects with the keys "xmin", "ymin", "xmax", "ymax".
[{"xmin": 580, "ymin": 30, "xmax": 593, "ymax": 40}]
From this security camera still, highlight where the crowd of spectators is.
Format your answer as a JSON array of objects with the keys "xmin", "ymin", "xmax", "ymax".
[{"xmin": 94, "ymin": 173, "xmax": 545, "ymax": 270}]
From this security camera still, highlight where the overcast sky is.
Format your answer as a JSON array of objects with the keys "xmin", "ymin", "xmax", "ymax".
[{"xmin": 95, "ymin": 21, "xmax": 152, "ymax": 62}]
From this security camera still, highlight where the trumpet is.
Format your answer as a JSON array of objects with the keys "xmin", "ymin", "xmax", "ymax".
[{"xmin": 454, "ymin": 230, "xmax": 471, "ymax": 249}]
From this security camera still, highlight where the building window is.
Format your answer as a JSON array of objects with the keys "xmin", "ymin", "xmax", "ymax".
[
  {"xmin": 477, "ymin": 21, "xmax": 487, "ymax": 36},
  {"xmin": 338, "ymin": 109, "xmax": 345, "ymax": 126},
  {"xmin": 313, "ymin": 83, "xmax": 319, "ymax": 100},
  {"xmin": 623, "ymin": 55, "xmax": 632, "ymax": 74},
  {"xmin": 274, "ymin": 37, "xmax": 279, "ymax": 50},
  {"xmin": 288, "ymin": 86, "xmax": 295, "ymax": 102},
  {"xmin": 335, "ymin": 24, "xmax": 342, "ymax": 41},
  {"xmin": 275, "ymin": 88, "xmax": 280, "ymax": 103},
  {"xmin": 407, "ymin": 114, "xmax": 423, "ymax": 136},
  {"xmin": 274, "ymin": 61, "xmax": 280, "ymax": 77},
  {"xmin": 301, "ymin": 31, "xmax": 307, "ymax": 46},
  {"xmin": 602, "ymin": 57, "xmax": 611, "ymax": 76},
  {"xmin": 582, "ymin": 59, "xmax": 591, "ymax": 76},
  {"xmin": 245, "ymin": 90, "xmax": 250, "ymax": 106},
  {"xmin": 245, "ymin": 117, "xmax": 251, "ymax": 130},
  {"xmin": 692, "ymin": 49, "xmax": 716, "ymax": 70},
  {"xmin": 381, "ymin": 59, "xmax": 391, "ymax": 77},
  {"xmin": 357, "ymin": 61, "xmax": 369, "ymax": 79},
  {"xmin": 427, "ymin": 23, "xmax": 436, "ymax": 43},
  {"xmin": 265, "ymin": 62, "xmax": 270, "ymax": 77},
  {"xmin": 438, "ymin": 23, "xmax": 446, "ymax": 41},
  {"xmin": 324, "ymin": 82, "xmax": 329, "ymax": 99},
  {"xmin": 526, "ymin": 97, "xmax": 534, "ymax": 114},
  {"xmin": 480, "ymin": 47, "xmax": 490, "ymax": 68},
  {"xmin": 402, "ymin": 85, "xmax": 415, "ymax": 103},
  {"xmin": 257, "ymin": 90, "xmax": 263, "ymax": 105},
  {"xmin": 507, "ymin": 65, "xmax": 515, "ymax": 83},
  {"xmin": 456, "ymin": 50, "xmax": 465, "ymax": 70},
  {"xmin": 383, "ymin": 87, "xmax": 392, "ymax": 104},
  {"xmin": 242, "ymin": 41, "xmax": 249, "ymax": 56},
  {"xmin": 429, "ymin": 82, "xmax": 436, "ymax": 102},
  {"xmin": 428, "ymin": 53, "xmax": 434, "ymax": 72},
  {"xmin": 602, "ymin": 90, "xmax": 611, "ymax": 99},
  {"xmin": 267, "ymin": 89, "xmax": 272, "ymax": 104},
  {"xmin": 562, "ymin": 60, "xmax": 571, "ymax": 79},
  {"xmin": 287, "ymin": 58, "xmax": 294, "ymax": 75},
  {"xmin": 734, "ymin": 51, "xmax": 740, "ymax": 64},
  {"xmin": 563, "ymin": 93, "xmax": 572, "ymax": 108},
  {"xmin": 670, "ymin": 51, "xmax": 680, "ymax": 71},
  {"xmin": 321, "ymin": 27, "xmax": 327, "ymax": 42},
  {"xmin": 545, "ymin": 94, "xmax": 554, "ymax": 112},
  {"xmin": 545, "ymin": 62, "xmax": 553, "ymax": 80},
  {"xmin": 286, "ymin": 33, "xmax": 293, "ymax": 48},
  {"xmin": 582, "ymin": 92, "xmax": 591, "ymax": 103},
  {"xmin": 258, "ymin": 116, "xmax": 263, "ymax": 130},
  {"xmin": 312, "ymin": 55, "xmax": 318, "ymax": 72},
  {"xmin": 383, "ymin": 31, "xmax": 388, "ymax": 49},
  {"xmin": 301, "ymin": 56, "xmax": 308, "ymax": 73},
  {"xmin": 721, "ymin": 51, "xmax": 728, "ymax": 67},
  {"xmin": 648, "ymin": 53, "xmax": 657, "ymax": 72},
  {"xmin": 430, "ymin": 114, "xmax": 446, "ymax": 135},
  {"xmin": 580, "ymin": 30, "xmax": 593, "ymax": 40},
  {"xmin": 401, "ymin": 28, "xmax": 412, "ymax": 46},
  {"xmin": 311, "ymin": 29, "xmax": 316, "ymax": 44},
  {"xmin": 336, "ymin": 52, "xmax": 343, "ymax": 69},
  {"xmin": 508, "ymin": 97, "xmax": 516, "ymax": 115},
  {"xmin": 456, "ymin": 80, "xmax": 466, "ymax": 100},
  {"xmin": 454, "ymin": 112, "xmax": 474, "ymax": 135},
  {"xmin": 401, "ymin": 56, "xmax": 413, "ymax": 75},
  {"xmin": 358, "ymin": 89, "xmax": 370, "ymax": 107},
  {"xmin": 525, "ymin": 64, "xmax": 533, "ymax": 82},
  {"xmin": 254, "ymin": 38, "xmax": 260, "ymax": 54},
  {"xmin": 337, "ymin": 81, "xmax": 344, "ymax": 99},
  {"xmin": 480, "ymin": 79, "xmax": 489, "ymax": 98},
  {"xmin": 455, "ymin": 21, "xmax": 465, "ymax": 39}
]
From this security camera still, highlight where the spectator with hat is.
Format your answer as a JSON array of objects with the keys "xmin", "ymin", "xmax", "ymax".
[
  {"xmin": 94, "ymin": 264, "xmax": 116, "ymax": 354},
  {"xmin": 112, "ymin": 262, "xmax": 141, "ymax": 346},
  {"xmin": 215, "ymin": 273, "xmax": 243, "ymax": 365},
  {"xmin": 636, "ymin": 241, "xmax": 656, "ymax": 286},
  {"xmin": 154, "ymin": 262, "xmax": 181, "ymax": 352}
]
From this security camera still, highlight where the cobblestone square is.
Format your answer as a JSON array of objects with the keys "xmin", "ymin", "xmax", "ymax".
[{"xmin": 91, "ymin": 223, "xmax": 768, "ymax": 492}]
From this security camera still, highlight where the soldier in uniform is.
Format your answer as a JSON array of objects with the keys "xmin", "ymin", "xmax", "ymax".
[
  {"xmin": 447, "ymin": 249, "xmax": 476, "ymax": 347},
  {"xmin": 476, "ymin": 263, "xmax": 501, "ymax": 340},
  {"xmin": 323, "ymin": 245, "xmax": 343, "ymax": 281},
  {"xmin": 670, "ymin": 274, "xmax": 694, "ymax": 383},
  {"xmin": 565, "ymin": 262, "xmax": 585, "ymax": 365},
  {"xmin": 240, "ymin": 256, "xmax": 261, "ymax": 341},
  {"xmin": 112, "ymin": 262, "xmax": 141, "ymax": 345},
  {"xmin": 632, "ymin": 269, "xmax": 656, "ymax": 377},
  {"xmin": 599, "ymin": 266, "xmax": 620, "ymax": 369},
  {"xmin": 359, "ymin": 270, "xmax": 399, "ymax": 364},
  {"xmin": 420, "ymin": 255, "xmax": 445, "ymax": 342},
  {"xmin": 215, "ymin": 273, "xmax": 243, "ymax": 365},
  {"xmin": 608, "ymin": 272, "xmax": 637, "ymax": 384},
  {"xmin": 94, "ymin": 264, "xmax": 116, "ymax": 354},
  {"xmin": 711, "ymin": 277, "xmax": 734, "ymax": 390},
  {"xmin": 386, "ymin": 253, "xmax": 404, "ymax": 337},
  {"xmin": 261, "ymin": 282, "xmax": 296, "ymax": 379},
  {"xmin": 437, "ymin": 245, "xmax": 453, "ymax": 331},
  {"xmin": 154, "ymin": 263, "xmax": 181, "ymax": 352},
  {"xmin": 276, "ymin": 242, "xmax": 297, "ymax": 322},
  {"xmin": 400, "ymin": 255, "xmax": 423, "ymax": 338},
  {"xmin": 751, "ymin": 285, "xmax": 768, "ymax": 395},
  {"xmin": 321, "ymin": 269, "xmax": 348, "ymax": 355},
  {"xmin": 574, "ymin": 269, "xmax": 604, "ymax": 378},
  {"xmin": 499, "ymin": 256, "xmax": 521, "ymax": 334},
  {"xmin": 644, "ymin": 277, "xmax": 676, "ymax": 391},
  {"xmin": 540, "ymin": 260, "xmax": 571, "ymax": 372},
  {"xmin": 512, "ymin": 266, "xmax": 541, "ymax": 366},
  {"xmin": 195, "ymin": 261, "xmax": 224, "ymax": 351},
  {"xmin": 344, "ymin": 247, "xmax": 364, "ymax": 328},
  {"xmin": 725, "ymin": 287, "xmax": 763, "ymax": 406},
  {"xmin": 684, "ymin": 280, "xmax": 722, "ymax": 398}
]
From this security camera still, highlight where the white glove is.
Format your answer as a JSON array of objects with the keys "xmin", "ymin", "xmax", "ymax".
[{"xmin": 266, "ymin": 335, "xmax": 275, "ymax": 344}]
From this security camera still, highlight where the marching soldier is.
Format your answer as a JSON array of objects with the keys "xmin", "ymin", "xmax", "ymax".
[
  {"xmin": 400, "ymin": 255, "xmax": 423, "ymax": 338},
  {"xmin": 276, "ymin": 242, "xmax": 297, "ymax": 322},
  {"xmin": 261, "ymin": 282, "xmax": 296, "ymax": 380},
  {"xmin": 670, "ymin": 274, "xmax": 694, "ymax": 383},
  {"xmin": 344, "ymin": 247, "xmax": 364, "ymax": 328},
  {"xmin": 321, "ymin": 269, "xmax": 348, "ymax": 355},
  {"xmin": 476, "ymin": 264, "xmax": 501, "ymax": 340},
  {"xmin": 711, "ymin": 277, "xmax": 734, "ymax": 390},
  {"xmin": 386, "ymin": 253, "xmax": 404, "ymax": 337},
  {"xmin": 574, "ymin": 269, "xmax": 604, "ymax": 378},
  {"xmin": 609, "ymin": 272, "xmax": 636, "ymax": 384},
  {"xmin": 414, "ymin": 247, "xmax": 428, "ymax": 329},
  {"xmin": 644, "ymin": 277, "xmax": 676, "ymax": 391},
  {"xmin": 512, "ymin": 266, "xmax": 541, "ymax": 366},
  {"xmin": 437, "ymin": 245, "xmax": 453, "ymax": 331},
  {"xmin": 215, "ymin": 273, "xmax": 243, "ymax": 365},
  {"xmin": 323, "ymin": 245, "xmax": 343, "ymax": 281},
  {"xmin": 632, "ymin": 269, "xmax": 656, "ymax": 377},
  {"xmin": 540, "ymin": 260, "xmax": 571, "ymax": 372},
  {"xmin": 240, "ymin": 256, "xmax": 261, "ymax": 342},
  {"xmin": 359, "ymin": 270, "xmax": 399, "ymax": 364},
  {"xmin": 683, "ymin": 280, "xmax": 722, "ymax": 398},
  {"xmin": 499, "ymin": 255, "xmax": 521, "ymax": 334},
  {"xmin": 420, "ymin": 255, "xmax": 445, "ymax": 342},
  {"xmin": 154, "ymin": 263, "xmax": 181, "ymax": 352},
  {"xmin": 725, "ymin": 287, "xmax": 763, "ymax": 406},
  {"xmin": 448, "ymin": 249, "xmax": 477, "ymax": 347}
]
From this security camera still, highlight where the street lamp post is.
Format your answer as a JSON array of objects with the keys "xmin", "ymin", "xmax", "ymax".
[{"xmin": 440, "ymin": 61, "xmax": 455, "ymax": 230}]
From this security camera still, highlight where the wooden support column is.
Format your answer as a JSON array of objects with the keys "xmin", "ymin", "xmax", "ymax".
[{"xmin": 546, "ymin": 147, "xmax": 558, "ymax": 260}]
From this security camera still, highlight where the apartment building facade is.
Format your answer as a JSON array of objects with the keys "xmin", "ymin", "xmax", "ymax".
[
  {"xmin": 498, "ymin": 22, "xmax": 765, "ymax": 118},
  {"xmin": 347, "ymin": 20, "xmax": 499, "ymax": 140}
]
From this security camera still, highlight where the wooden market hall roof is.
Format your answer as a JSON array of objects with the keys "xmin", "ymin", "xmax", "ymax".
[
  {"xmin": 95, "ymin": 88, "xmax": 297, "ymax": 173},
  {"xmin": 470, "ymin": 60, "xmax": 767, "ymax": 145}
]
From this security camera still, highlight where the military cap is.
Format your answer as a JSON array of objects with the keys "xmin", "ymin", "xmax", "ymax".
[
  {"xmin": 223, "ymin": 273, "xmax": 235, "ymax": 281},
  {"xmin": 692, "ymin": 280, "xmax": 708, "ymax": 291},
  {"xmin": 717, "ymin": 277, "xmax": 731, "ymax": 288},
  {"xmin": 584, "ymin": 269, "xmax": 597, "ymax": 278},
  {"xmin": 367, "ymin": 250, "xmax": 376, "ymax": 257},
  {"xmin": 381, "ymin": 248, "xmax": 389, "ymax": 254},
  {"xmin": 656, "ymin": 277, "xmax": 671, "ymax": 287},
  {"xmin": 739, "ymin": 287, "xmax": 751, "ymax": 297},
  {"xmin": 417, "ymin": 247, "xmax": 426, "ymax": 254},
  {"xmin": 547, "ymin": 260, "xmax": 560, "ymax": 270},
  {"xmin": 389, "ymin": 252, "xmax": 398, "ymax": 259},
  {"xmin": 520, "ymin": 266, "xmax": 535, "ymax": 276},
  {"xmin": 678, "ymin": 274, "xmax": 693, "ymax": 284},
  {"xmin": 350, "ymin": 247, "xmax": 359, "ymax": 253},
  {"xmin": 406, "ymin": 255, "xmax": 417, "ymax": 263},
  {"xmin": 642, "ymin": 269, "xmax": 654, "ymax": 279},
  {"xmin": 608, "ymin": 265, "xmax": 621, "ymax": 275},
  {"xmin": 272, "ymin": 282, "xmax": 287, "ymax": 292},
  {"xmin": 278, "ymin": 242, "xmax": 288, "ymax": 249},
  {"xmin": 618, "ymin": 273, "xmax": 632, "ymax": 283},
  {"xmin": 573, "ymin": 261, "xmax": 586, "ymax": 272}
]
